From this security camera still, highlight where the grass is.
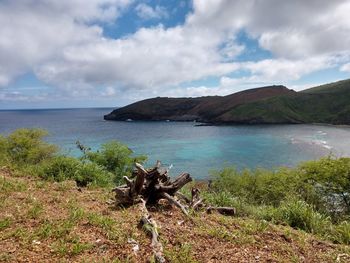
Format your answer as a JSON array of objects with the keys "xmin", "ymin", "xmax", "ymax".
[
  {"xmin": 27, "ymin": 201, "xmax": 44, "ymax": 219},
  {"xmin": 0, "ymin": 175, "xmax": 27, "ymax": 193},
  {"xmin": 0, "ymin": 128, "xmax": 350, "ymax": 262},
  {"xmin": 0, "ymin": 173, "xmax": 349, "ymax": 262},
  {"xmin": 164, "ymin": 243, "xmax": 198, "ymax": 263},
  {"xmin": 0, "ymin": 218, "xmax": 11, "ymax": 231}
]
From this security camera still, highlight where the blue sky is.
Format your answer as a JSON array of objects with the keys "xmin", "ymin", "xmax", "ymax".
[{"xmin": 0, "ymin": 0, "xmax": 350, "ymax": 109}]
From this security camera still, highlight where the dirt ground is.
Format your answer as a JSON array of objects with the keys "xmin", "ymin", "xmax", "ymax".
[{"xmin": 1, "ymin": 168, "xmax": 349, "ymax": 262}]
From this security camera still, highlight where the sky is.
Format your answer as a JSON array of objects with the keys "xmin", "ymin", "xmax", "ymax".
[{"xmin": 1, "ymin": 0, "xmax": 350, "ymax": 109}]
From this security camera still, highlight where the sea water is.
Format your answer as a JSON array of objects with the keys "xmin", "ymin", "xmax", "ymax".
[{"xmin": 1, "ymin": 108, "xmax": 350, "ymax": 179}]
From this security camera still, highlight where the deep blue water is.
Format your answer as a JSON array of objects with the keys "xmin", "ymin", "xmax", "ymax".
[{"xmin": 1, "ymin": 108, "xmax": 350, "ymax": 179}]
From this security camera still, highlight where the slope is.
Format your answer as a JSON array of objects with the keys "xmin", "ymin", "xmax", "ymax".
[{"xmin": 1, "ymin": 169, "xmax": 349, "ymax": 262}]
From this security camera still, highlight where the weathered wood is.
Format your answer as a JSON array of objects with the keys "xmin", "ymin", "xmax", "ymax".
[
  {"xmin": 207, "ymin": 206, "xmax": 236, "ymax": 216},
  {"xmin": 113, "ymin": 161, "xmax": 237, "ymax": 262},
  {"xmin": 190, "ymin": 188, "xmax": 200, "ymax": 206},
  {"xmin": 131, "ymin": 167, "xmax": 146, "ymax": 198},
  {"xmin": 154, "ymin": 173, "xmax": 192, "ymax": 195},
  {"xmin": 175, "ymin": 192, "xmax": 191, "ymax": 204},
  {"xmin": 123, "ymin": 176, "xmax": 133, "ymax": 187},
  {"xmin": 161, "ymin": 192, "xmax": 189, "ymax": 216},
  {"xmin": 191, "ymin": 198, "xmax": 204, "ymax": 210},
  {"xmin": 114, "ymin": 162, "xmax": 236, "ymax": 218},
  {"xmin": 138, "ymin": 199, "xmax": 165, "ymax": 263}
]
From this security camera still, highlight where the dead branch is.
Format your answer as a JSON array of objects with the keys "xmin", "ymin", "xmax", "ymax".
[
  {"xmin": 161, "ymin": 192, "xmax": 189, "ymax": 216},
  {"xmin": 207, "ymin": 206, "xmax": 236, "ymax": 216},
  {"xmin": 138, "ymin": 199, "xmax": 165, "ymax": 263},
  {"xmin": 113, "ymin": 161, "xmax": 236, "ymax": 262}
]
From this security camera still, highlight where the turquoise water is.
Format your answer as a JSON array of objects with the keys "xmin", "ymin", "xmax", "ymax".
[{"xmin": 1, "ymin": 108, "xmax": 350, "ymax": 179}]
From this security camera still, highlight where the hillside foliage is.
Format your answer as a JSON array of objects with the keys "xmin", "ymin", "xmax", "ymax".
[{"xmin": 0, "ymin": 128, "xmax": 349, "ymax": 245}]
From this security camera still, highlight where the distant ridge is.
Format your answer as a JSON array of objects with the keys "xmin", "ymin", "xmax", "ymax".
[{"xmin": 104, "ymin": 79, "xmax": 350, "ymax": 125}]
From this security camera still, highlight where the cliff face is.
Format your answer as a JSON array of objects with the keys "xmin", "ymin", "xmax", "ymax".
[{"xmin": 104, "ymin": 79, "xmax": 350, "ymax": 124}]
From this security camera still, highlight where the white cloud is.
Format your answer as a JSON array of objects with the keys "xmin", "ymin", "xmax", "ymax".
[
  {"xmin": 1, "ymin": 0, "xmax": 350, "ymax": 105},
  {"xmin": 101, "ymin": 86, "xmax": 117, "ymax": 96},
  {"xmin": 189, "ymin": 0, "xmax": 350, "ymax": 59},
  {"xmin": 242, "ymin": 57, "xmax": 334, "ymax": 82},
  {"xmin": 35, "ymin": 25, "xmax": 239, "ymax": 91},
  {"xmin": 340, "ymin": 63, "xmax": 350, "ymax": 73},
  {"xmin": 0, "ymin": 0, "xmax": 132, "ymax": 88},
  {"xmin": 135, "ymin": 3, "xmax": 168, "ymax": 20}
]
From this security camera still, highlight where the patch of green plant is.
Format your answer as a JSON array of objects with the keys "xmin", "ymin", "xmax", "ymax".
[
  {"xmin": 36, "ymin": 220, "xmax": 75, "ymax": 240},
  {"xmin": 211, "ymin": 166, "xmax": 299, "ymax": 207},
  {"xmin": 164, "ymin": 243, "xmax": 198, "ymax": 263},
  {"xmin": 9, "ymin": 226, "xmax": 33, "ymax": 244},
  {"xmin": 271, "ymin": 199, "xmax": 331, "ymax": 234},
  {"xmin": 6, "ymin": 128, "xmax": 57, "ymax": 166},
  {"xmin": 70, "ymin": 239, "xmax": 93, "ymax": 256},
  {"xmin": 82, "ymin": 140, "xmax": 147, "ymax": 184},
  {"xmin": 27, "ymin": 201, "xmax": 44, "ymax": 219},
  {"xmin": 87, "ymin": 212, "xmax": 115, "ymax": 231},
  {"xmin": 69, "ymin": 207, "xmax": 86, "ymax": 222},
  {"xmin": 37, "ymin": 155, "xmax": 113, "ymax": 187},
  {"xmin": 1, "ymin": 128, "xmax": 147, "ymax": 188},
  {"xmin": 0, "ymin": 176, "xmax": 27, "ymax": 193},
  {"xmin": 331, "ymin": 221, "xmax": 350, "ymax": 245},
  {"xmin": 51, "ymin": 239, "xmax": 69, "ymax": 256},
  {"xmin": 0, "ymin": 217, "xmax": 11, "ymax": 231},
  {"xmin": 0, "ymin": 252, "xmax": 12, "ymax": 262},
  {"xmin": 298, "ymin": 157, "xmax": 350, "ymax": 220},
  {"xmin": 206, "ymin": 156, "xmax": 350, "ymax": 244}
]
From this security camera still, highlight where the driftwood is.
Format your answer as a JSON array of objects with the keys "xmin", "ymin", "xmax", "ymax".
[
  {"xmin": 113, "ymin": 161, "xmax": 236, "ymax": 217},
  {"xmin": 113, "ymin": 161, "xmax": 236, "ymax": 262},
  {"xmin": 112, "ymin": 162, "xmax": 192, "ymax": 208},
  {"xmin": 138, "ymin": 199, "xmax": 165, "ymax": 263}
]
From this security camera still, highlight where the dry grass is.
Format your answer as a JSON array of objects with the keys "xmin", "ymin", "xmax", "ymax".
[{"xmin": 1, "ymin": 168, "xmax": 349, "ymax": 263}]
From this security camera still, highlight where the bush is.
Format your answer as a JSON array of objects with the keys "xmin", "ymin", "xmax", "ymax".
[
  {"xmin": 298, "ymin": 157, "xmax": 350, "ymax": 219},
  {"xmin": 0, "ymin": 135, "xmax": 8, "ymax": 165},
  {"xmin": 0, "ymin": 129, "xmax": 147, "ymax": 187},
  {"xmin": 273, "ymin": 199, "xmax": 331, "ymax": 234},
  {"xmin": 332, "ymin": 221, "xmax": 350, "ymax": 245},
  {"xmin": 38, "ymin": 156, "xmax": 81, "ymax": 182},
  {"xmin": 84, "ymin": 141, "xmax": 147, "ymax": 183},
  {"xmin": 75, "ymin": 162, "xmax": 112, "ymax": 187},
  {"xmin": 211, "ymin": 157, "xmax": 350, "ymax": 222},
  {"xmin": 211, "ymin": 167, "xmax": 299, "ymax": 206},
  {"xmin": 6, "ymin": 129, "xmax": 57, "ymax": 165},
  {"xmin": 38, "ymin": 156, "xmax": 112, "ymax": 187}
]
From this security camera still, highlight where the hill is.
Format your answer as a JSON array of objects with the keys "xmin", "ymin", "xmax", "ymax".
[
  {"xmin": 1, "ymin": 168, "xmax": 349, "ymax": 262},
  {"xmin": 104, "ymin": 79, "xmax": 350, "ymax": 124}
]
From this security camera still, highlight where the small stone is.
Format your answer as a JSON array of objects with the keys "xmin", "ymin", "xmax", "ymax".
[{"xmin": 32, "ymin": 240, "xmax": 41, "ymax": 245}]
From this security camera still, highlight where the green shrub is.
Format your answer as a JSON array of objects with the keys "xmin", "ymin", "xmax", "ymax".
[
  {"xmin": 38, "ymin": 156, "xmax": 80, "ymax": 182},
  {"xmin": 272, "ymin": 199, "xmax": 331, "ymax": 234},
  {"xmin": 332, "ymin": 221, "xmax": 350, "ymax": 245},
  {"xmin": 6, "ymin": 129, "xmax": 57, "ymax": 165},
  {"xmin": 298, "ymin": 157, "xmax": 350, "ymax": 219},
  {"xmin": 75, "ymin": 162, "xmax": 112, "ymax": 187},
  {"xmin": 210, "ymin": 157, "xmax": 350, "ymax": 222},
  {"xmin": 38, "ymin": 156, "xmax": 112, "ymax": 187},
  {"xmin": 0, "ymin": 135, "xmax": 9, "ymax": 165},
  {"xmin": 84, "ymin": 141, "xmax": 147, "ymax": 183},
  {"xmin": 211, "ymin": 167, "xmax": 299, "ymax": 206}
]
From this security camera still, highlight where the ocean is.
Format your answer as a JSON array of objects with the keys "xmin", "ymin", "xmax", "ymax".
[{"xmin": 1, "ymin": 108, "xmax": 350, "ymax": 179}]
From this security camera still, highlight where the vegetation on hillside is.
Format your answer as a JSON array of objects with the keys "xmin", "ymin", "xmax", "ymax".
[
  {"xmin": 0, "ymin": 128, "xmax": 147, "ymax": 187},
  {"xmin": 104, "ymin": 78, "xmax": 350, "ymax": 124},
  {"xmin": 197, "ymin": 157, "xmax": 350, "ymax": 245},
  {"xmin": 1, "ymin": 128, "xmax": 350, "ymax": 262}
]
